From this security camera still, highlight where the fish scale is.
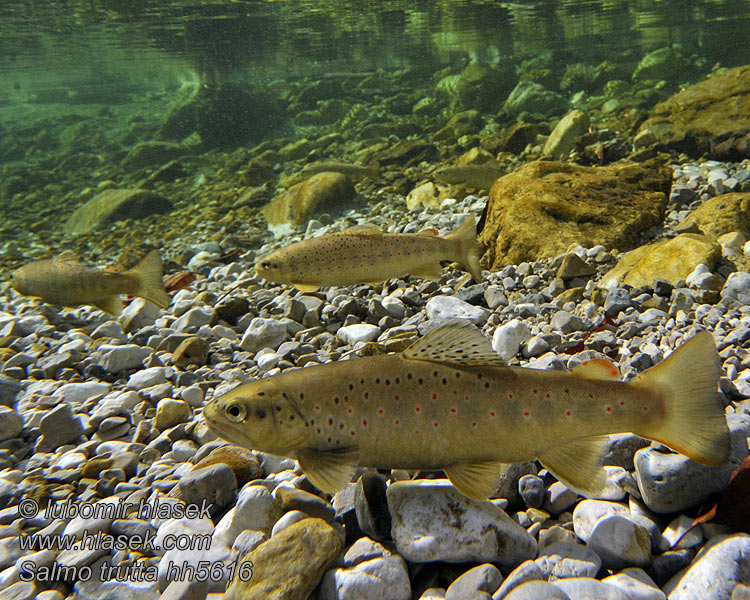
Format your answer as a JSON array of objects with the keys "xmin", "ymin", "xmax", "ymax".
[{"xmin": 204, "ymin": 323, "xmax": 730, "ymax": 500}]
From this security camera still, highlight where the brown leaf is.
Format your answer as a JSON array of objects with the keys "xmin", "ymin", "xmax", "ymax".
[
  {"xmin": 687, "ymin": 455, "xmax": 750, "ymax": 537},
  {"xmin": 163, "ymin": 271, "xmax": 196, "ymax": 293}
]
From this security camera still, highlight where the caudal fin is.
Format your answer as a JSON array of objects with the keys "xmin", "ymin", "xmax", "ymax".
[
  {"xmin": 128, "ymin": 250, "xmax": 171, "ymax": 309},
  {"xmin": 446, "ymin": 215, "xmax": 483, "ymax": 282},
  {"xmin": 636, "ymin": 330, "xmax": 729, "ymax": 466}
]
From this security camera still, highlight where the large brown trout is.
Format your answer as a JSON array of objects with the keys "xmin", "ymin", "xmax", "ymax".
[{"xmin": 204, "ymin": 323, "xmax": 729, "ymax": 499}]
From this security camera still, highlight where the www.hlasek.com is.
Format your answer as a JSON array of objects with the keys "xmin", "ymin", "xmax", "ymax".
[{"xmin": 16, "ymin": 498, "xmax": 253, "ymax": 584}]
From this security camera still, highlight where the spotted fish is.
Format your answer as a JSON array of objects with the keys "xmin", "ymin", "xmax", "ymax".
[
  {"xmin": 10, "ymin": 249, "xmax": 171, "ymax": 315},
  {"xmin": 203, "ymin": 324, "xmax": 730, "ymax": 499},
  {"xmin": 255, "ymin": 215, "xmax": 482, "ymax": 291}
]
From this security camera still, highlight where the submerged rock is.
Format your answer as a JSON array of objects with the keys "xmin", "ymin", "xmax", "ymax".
[
  {"xmin": 600, "ymin": 234, "xmax": 721, "ymax": 289},
  {"xmin": 224, "ymin": 518, "xmax": 342, "ymax": 600},
  {"xmin": 479, "ymin": 160, "xmax": 670, "ymax": 269},
  {"xmin": 262, "ymin": 172, "xmax": 355, "ymax": 228},
  {"xmin": 680, "ymin": 192, "xmax": 750, "ymax": 239},
  {"xmin": 638, "ymin": 65, "xmax": 750, "ymax": 160},
  {"xmin": 64, "ymin": 188, "xmax": 173, "ymax": 235}
]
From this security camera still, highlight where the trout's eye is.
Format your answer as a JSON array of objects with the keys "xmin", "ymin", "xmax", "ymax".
[
  {"xmin": 225, "ymin": 403, "xmax": 247, "ymax": 422},
  {"xmin": 259, "ymin": 261, "xmax": 278, "ymax": 271}
]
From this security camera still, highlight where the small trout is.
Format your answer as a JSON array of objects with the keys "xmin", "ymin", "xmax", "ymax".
[
  {"xmin": 434, "ymin": 164, "xmax": 506, "ymax": 190},
  {"xmin": 204, "ymin": 324, "xmax": 730, "ymax": 499},
  {"xmin": 10, "ymin": 249, "xmax": 171, "ymax": 315},
  {"xmin": 302, "ymin": 160, "xmax": 379, "ymax": 181},
  {"xmin": 256, "ymin": 215, "xmax": 482, "ymax": 291}
]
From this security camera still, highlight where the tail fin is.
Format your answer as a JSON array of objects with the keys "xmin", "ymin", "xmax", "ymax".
[
  {"xmin": 127, "ymin": 250, "xmax": 171, "ymax": 309},
  {"xmin": 366, "ymin": 159, "xmax": 380, "ymax": 181},
  {"xmin": 636, "ymin": 331, "xmax": 729, "ymax": 466},
  {"xmin": 446, "ymin": 215, "xmax": 483, "ymax": 282}
]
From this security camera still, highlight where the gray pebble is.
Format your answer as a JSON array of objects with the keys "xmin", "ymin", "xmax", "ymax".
[
  {"xmin": 426, "ymin": 296, "xmax": 489, "ymax": 324},
  {"xmin": 178, "ymin": 463, "xmax": 237, "ymax": 512},
  {"xmin": 534, "ymin": 542, "xmax": 602, "ymax": 579},
  {"xmin": 319, "ymin": 554, "xmax": 412, "ymax": 600},
  {"xmin": 446, "ymin": 563, "xmax": 503, "ymax": 600},
  {"xmin": 518, "ymin": 474, "xmax": 545, "ymax": 509},
  {"xmin": 493, "ymin": 560, "xmax": 543, "ymax": 599},
  {"xmin": 126, "ymin": 366, "xmax": 167, "ymax": 390},
  {"xmin": 159, "ymin": 579, "xmax": 209, "ymax": 600},
  {"xmin": 587, "ymin": 515, "xmax": 652, "ymax": 570},
  {"xmin": 337, "ymin": 323, "xmax": 381, "ymax": 345},
  {"xmin": 240, "ymin": 317, "xmax": 288, "ymax": 352},
  {"xmin": 36, "ymin": 403, "xmax": 83, "ymax": 452},
  {"xmin": 722, "ymin": 272, "xmax": 750, "ymax": 305},
  {"xmin": 0, "ymin": 407, "xmax": 23, "ymax": 442},
  {"xmin": 551, "ymin": 311, "xmax": 587, "ymax": 334},
  {"xmin": 554, "ymin": 578, "xmax": 630, "ymax": 600},
  {"xmin": 502, "ymin": 581, "xmax": 570, "ymax": 600}
]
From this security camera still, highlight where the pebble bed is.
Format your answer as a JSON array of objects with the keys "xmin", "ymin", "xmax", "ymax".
[{"xmin": 0, "ymin": 159, "xmax": 749, "ymax": 600}]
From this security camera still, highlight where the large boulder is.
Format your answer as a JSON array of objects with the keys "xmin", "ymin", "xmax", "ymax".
[
  {"xmin": 64, "ymin": 188, "xmax": 173, "ymax": 235},
  {"xmin": 637, "ymin": 65, "xmax": 750, "ymax": 160},
  {"xmin": 478, "ymin": 160, "xmax": 671, "ymax": 269}
]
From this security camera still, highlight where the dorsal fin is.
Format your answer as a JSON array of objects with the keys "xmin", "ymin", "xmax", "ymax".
[
  {"xmin": 417, "ymin": 228, "xmax": 439, "ymax": 236},
  {"xmin": 403, "ymin": 323, "xmax": 506, "ymax": 367},
  {"xmin": 572, "ymin": 358, "xmax": 620, "ymax": 380},
  {"xmin": 56, "ymin": 250, "xmax": 80, "ymax": 263},
  {"xmin": 337, "ymin": 224, "xmax": 383, "ymax": 235}
]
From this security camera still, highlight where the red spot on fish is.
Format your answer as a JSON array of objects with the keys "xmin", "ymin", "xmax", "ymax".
[
  {"xmin": 450, "ymin": 408, "xmax": 457, "ymax": 413},
  {"xmin": 523, "ymin": 411, "xmax": 530, "ymax": 417},
  {"xmin": 397, "ymin": 252, "xmax": 401, "ymax": 256},
  {"xmin": 533, "ymin": 389, "xmax": 538, "ymax": 394},
  {"xmin": 611, "ymin": 370, "xmax": 618, "ymax": 376},
  {"xmin": 606, "ymin": 406, "xmax": 612, "ymax": 412},
  {"xmin": 347, "ymin": 408, "xmax": 353, "ymax": 414},
  {"xmin": 395, "ymin": 420, "xmax": 400, "ymax": 426},
  {"xmin": 490, "ymin": 411, "xmax": 496, "ymax": 418},
  {"xmin": 620, "ymin": 401, "xmax": 626, "ymax": 406},
  {"xmin": 643, "ymin": 406, "xmax": 649, "ymax": 412},
  {"xmin": 588, "ymin": 393, "xmax": 594, "ymax": 399},
  {"xmin": 471, "ymin": 422, "xmax": 477, "ymax": 427},
  {"xmin": 508, "ymin": 393, "xmax": 514, "ymax": 399},
  {"xmin": 415, "ymin": 407, "xmax": 421, "ymax": 413},
  {"xmin": 565, "ymin": 410, "xmax": 572, "ymax": 417},
  {"xmin": 433, "ymin": 421, "xmax": 439, "ymax": 428},
  {"xmin": 545, "ymin": 393, "xmax": 551, "ymax": 399},
  {"xmin": 395, "ymin": 395, "xmax": 400, "ymax": 401},
  {"xmin": 378, "ymin": 408, "xmax": 384, "ymax": 415},
  {"xmin": 362, "ymin": 419, "xmax": 367, "ymax": 426},
  {"xmin": 637, "ymin": 375, "xmax": 642, "ymax": 380},
  {"xmin": 315, "ymin": 405, "xmax": 320, "ymax": 411},
  {"xmin": 583, "ymin": 361, "xmax": 589, "ymax": 365},
  {"xmin": 432, "ymin": 394, "xmax": 437, "ymax": 400},
  {"xmin": 351, "ymin": 431, "xmax": 355, "ymax": 436},
  {"xmin": 464, "ymin": 395, "xmax": 470, "ymax": 401}
]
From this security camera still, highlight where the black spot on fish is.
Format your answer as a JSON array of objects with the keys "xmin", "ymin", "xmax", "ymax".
[{"xmin": 407, "ymin": 373, "xmax": 413, "ymax": 380}]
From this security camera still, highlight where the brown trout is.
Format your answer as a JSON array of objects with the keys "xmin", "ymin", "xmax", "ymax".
[
  {"xmin": 434, "ymin": 163, "xmax": 506, "ymax": 190},
  {"xmin": 10, "ymin": 249, "xmax": 171, "ymax": 315},
  {"xmin": 302, "ymin": 160, "xmax": 379, "ymax": 181},
  {"xmin": 204, "ymin": 324, "xmax": 730, "ymax": 499},
  {"xmin": 255, "ymin": 215, "xmax": 482, "ymax": 292}
]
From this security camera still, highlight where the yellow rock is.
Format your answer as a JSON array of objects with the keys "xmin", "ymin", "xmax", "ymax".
[
  {"xmin": 224, "ymin": 518, "xmax": 342, "ymax": 600},
  {"xmin": 680, "ymin": 192, "xmax": 750, "ymax": 239},
  {"xmin": 262, "ymin": 172, "xmax": 354, "ymax": 228},
  {"xmin": 601, "ymin": 233, "xmax": 721, "ymax": 288}
]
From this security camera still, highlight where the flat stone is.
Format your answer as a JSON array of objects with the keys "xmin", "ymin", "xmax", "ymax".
[
  {"xmin": 587, "ymin": 515, "xmax": 652, "ymax": 570},
  {"xmin": 534, "ymin": 542, "xmax": 602, "ymax": 579},
  {"xmin": 387, "ymin": 480, "xmax": 536, "ymax": 566},
  {"xmin": 337, "ymin": 324, "xmax": 381, "ymax": 345},
  {"xmin": 494, "ymin": 560, "xmax": 544, "ymax": 599},
  {"xmin": 543, "ymin": 110, "xmax": 590, "ymax": 161},
  {"xmin": 602, "ymin": 568, "xmax": 666, "ymax": 600},
  {"xmin": 503, "ymin": 580, "xmax": 571, "ymax": 600},
  {"xmin": 172, "ymin": 336, "xmax": 210, "ymax": 367},
  {"xmin": 178, "ymin": 463, "xmax": 237, "ymax": 512},
  {"xmin": 96, "ymin": 344, "xmax": 152, "ymax": 373},
  {"xmin": 0, "ymin": 407, "xmax": 23, "ymax": 442},
  {"xmin": 319, "ymin": 553, "xmax": 411, "ymax": 600},
  {"xmin": 240, "ymin": 318, "xmax": 289, "ymax": 353},
  {"xmin": 155, "ymin": 399, "xmax": 191, "ymax": 430},
  {"xmin": 601, "ymin": 234, "xmax": 721, "ymax": 289},
  {"xmin": 722, "ymin": 272, "xmax": 750, "ymax": 305},
  {"xmin": 36, "ymin": 403, "xmax": 83, "ymax": 452},
  {"xmin": 445, "ymin": 563, "xmax": 503, "ymax": 600},
  {"xmin": 192, "ymin": 445, "xmax": 264, "ymax": 488},
  {"xmin": 663, "ymin": 534, "xmax": 750, "ymax": 600},
  {"xmin": 553, "ymin": 578, "xmax": 630, "ymax": 600},
  {"xmin": 634, "ymin": 446, "xmax": 734, "ymax": 514},
  {"xmin": 224, "ymin": 518, "xmax": 343, "ymax": 600},
  {"xmin": 425, "ymin": 296, "xmax": 489, "ymax": 324}
]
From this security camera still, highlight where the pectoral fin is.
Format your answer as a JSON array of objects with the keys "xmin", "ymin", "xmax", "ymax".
[
  {"xmin": 444, "ymin": 460, "xmax": 508, "ymax": 499},
  {"xmin": 538, "ymin": 435, "xmax": 611, "ymax": 498},
  {"xmin": 293, "ymin": 283, "xmax": 320, "ymax": 293},
  {"xmin": 296, "ymin": 447, "xmax": 360, "ymax": 494}
]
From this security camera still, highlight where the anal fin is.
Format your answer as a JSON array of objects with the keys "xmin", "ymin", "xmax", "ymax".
[
  {"xmin": 296, "ymin": 447, "xmax": 360, "ymax": 494},
  {"xmin": 444, "ymin": 460, "xmax": 509, "ymax": 499},
  {"xmin": 538, "ymin": 435, "xmax": 611, "ymax": 498},
  {"xmin": 411, "ymin": 262, "xmax": 443, "ymax": 280},
  {"xmin": 93, "ymin": 296, "xmax": 125, "ymax": 315}
]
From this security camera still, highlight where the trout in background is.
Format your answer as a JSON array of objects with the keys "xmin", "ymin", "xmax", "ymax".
[
  {"xmin": 433, "ymin": 162, "xmax": 506, "ymax": 190},
  {"xmin": 204, "ymin": 324, "xmax": 729, "ymax": 500},
  {"xmin": 302, "ymin": 160, "xmax": 380, "ymax": 181},
  {"xmin": 256, "ymin": 215, "xmax": 482, "ymax": 292},
  {"xmin": 10, "ymin": 249, "xmax": 171, "ymax": 315}
]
